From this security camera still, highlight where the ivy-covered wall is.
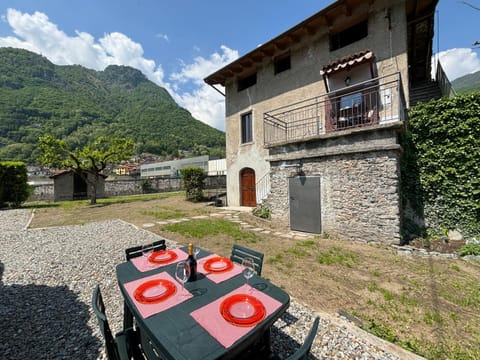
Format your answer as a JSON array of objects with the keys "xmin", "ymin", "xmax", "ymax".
[{"xmin": 402, "ymin": 92, "xmax": 480, "ymax": 239}]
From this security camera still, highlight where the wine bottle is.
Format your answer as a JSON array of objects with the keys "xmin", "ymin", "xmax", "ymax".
[{"xmin": 186, "ymin": 243, "xmax": 197, "ymax": 282}]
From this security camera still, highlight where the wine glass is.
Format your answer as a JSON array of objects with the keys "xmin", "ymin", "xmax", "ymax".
[
  {"xmin": 242, "ymin": 257, "xmax": 255, "ymax": 289},
  {"xmin": 175, "ymin": 261, "xmax": 190, "ymax": 296},
  {"xmin": 193, "ymin": 242, "xmax": 201, "ymax": 259},
  {"xmin": 142, "ymin": 243, "xmax": 154, "ymax": 268}
]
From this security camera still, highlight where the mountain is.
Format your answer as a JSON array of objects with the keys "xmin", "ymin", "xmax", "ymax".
[
  {"xmin": 451, "ymin": 70, "xmax": 480, "ymax": 94},
  {"xmin": 0, "ymin": 47, "xmax": 225, "ymax": 164}
]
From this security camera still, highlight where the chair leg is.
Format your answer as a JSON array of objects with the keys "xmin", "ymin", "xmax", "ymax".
[{"xmin": 123, "ymin": 302, "xmax": 134, "ymax": 330}]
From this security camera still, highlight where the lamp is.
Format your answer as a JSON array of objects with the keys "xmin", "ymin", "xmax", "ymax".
[{"xmin": 344, "ymin": 76, "xmax": 351, "ymax": 86}]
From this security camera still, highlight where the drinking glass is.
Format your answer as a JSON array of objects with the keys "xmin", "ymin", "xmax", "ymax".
[
  {"xmin": 242, "ymin": 257, "xmax": 255, "ymax": 288},
  {"xmin": 193, "ymin": 243, "xmax": 201, "ymax": 259},
  {"xmin": 142, "ymin": 243, "xmax": 154, "ymax": 268},
  {"xmin": 175, "ymin": 261, "xmax": 190, "ymax": 296}
]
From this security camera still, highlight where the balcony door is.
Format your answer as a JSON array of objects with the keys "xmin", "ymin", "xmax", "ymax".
[{"xmin": 240, "ymin": 168, "xmax": 256, "ymax": 207}]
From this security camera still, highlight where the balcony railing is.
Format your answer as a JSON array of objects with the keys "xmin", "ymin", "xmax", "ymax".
[{"xmin": 264, "ymin": 73, "xmax": 405, "ymax": 147}]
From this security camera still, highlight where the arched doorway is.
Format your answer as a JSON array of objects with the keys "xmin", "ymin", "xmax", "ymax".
[{"xmin": 240, "ymin": 168, "xmax": 256, "ymax": 207}]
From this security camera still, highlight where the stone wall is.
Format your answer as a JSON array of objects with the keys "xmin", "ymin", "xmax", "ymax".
[
  {"xmin": 267, "ymin": 151, "xmax": 401, "ymax": 245},
  {"xmin": 265, "ymin": 126, "xmax": 403, "ymax": 245},
  {"xmin": 28, "ymin": 176, "xmax": 225, "ymax": 202}
]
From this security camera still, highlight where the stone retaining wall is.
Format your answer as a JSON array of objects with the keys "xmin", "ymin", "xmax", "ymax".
[{"xmin": 265, "ymin": 126, "xmax": 402, "ymax": 245}]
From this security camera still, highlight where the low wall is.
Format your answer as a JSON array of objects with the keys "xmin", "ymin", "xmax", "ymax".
[{"xmin": 28, "ymin": 176, "xmax": 226, "ymax": 202}]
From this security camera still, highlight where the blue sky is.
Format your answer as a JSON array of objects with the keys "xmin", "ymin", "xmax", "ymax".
[{"xmin": 0, "ymin": 0, "xmax": 479, "ymax": 131}]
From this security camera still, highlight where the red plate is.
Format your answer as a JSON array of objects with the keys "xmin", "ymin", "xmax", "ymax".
[
  {"xmin": 204, "ymin": 257, "xmax": 234, "ymax": 273},
  {"xmin": 134, "ymin": 279, "xmax": 177, "ymax": 304},
  {"xmin": 220, "ymin": 294, "xmax": 266, "ymax": 327},
  {"xmin": 148, "ymin": 250, "xmax": 178, "ymax": 264}
]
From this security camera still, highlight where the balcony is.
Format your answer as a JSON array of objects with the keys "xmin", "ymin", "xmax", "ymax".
[{"xmin": 263, "ymin": 73, "xmax": 405, "ymax": 147}]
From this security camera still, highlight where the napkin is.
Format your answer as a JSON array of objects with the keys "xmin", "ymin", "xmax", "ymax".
[
  {"xmin": 197, "ymin": 254, "xmax": 243, "ymax": 283},
  {"xmin": 190, "ymin": 284, "xmax": 282, "ymax": 348},
  {"xmin": 131, "ymin": 248, "xmax": 188, "ymax": 272},
  {"xmin": 124, "ymin": 271, "xmax": 193, "ymax": 318}
]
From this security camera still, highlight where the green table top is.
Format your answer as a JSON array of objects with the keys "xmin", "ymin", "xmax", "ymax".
[{"xmin": 116, "ymin": 248, "xmax": 290, "ymax": 360}]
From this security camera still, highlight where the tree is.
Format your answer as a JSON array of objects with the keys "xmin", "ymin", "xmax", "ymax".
[{"xmin": 38, "ymin": 134, "xmax": 135, "ymax": 204}]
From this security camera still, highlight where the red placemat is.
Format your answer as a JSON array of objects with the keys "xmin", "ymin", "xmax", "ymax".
[
  {"xmin": 131, "ymin": 248, "xmax": 188, "ymax": 272},
  {"xmin": 197, "ymin": 254, "xmax": 243, "ymax": 283},
  {"xmin": 190, "ymin": 284, "xmax": 282, "ymax": 348},
  {"xmin": 124, "ymin": 271, "xmax": 193, "ymax": 318}
]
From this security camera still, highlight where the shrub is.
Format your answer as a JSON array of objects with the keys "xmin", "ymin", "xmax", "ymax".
[
  {"xmin": 0, "ymin": 161, "xmax": 31, "ymax": 208},
  {"xmin": 252, "ymin": 204, "xmax": 271, "ymax": 219},
  {"xmin": 458, "ymin": 243, "xmax": 480, "ymax": 257},
  {"xmin": 180, "ymin": 166, "xmax": 206, "ymax": 202}
]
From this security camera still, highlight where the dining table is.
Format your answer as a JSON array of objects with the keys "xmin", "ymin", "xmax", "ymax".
[{"xmin": 115, "ymin": 246, "xmax": 290, "ymax": 360}]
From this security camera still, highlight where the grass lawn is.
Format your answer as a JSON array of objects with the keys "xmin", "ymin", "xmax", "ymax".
[{"xmin": 26, "ymin": 192, "xmax": 480, "ymax": 359}]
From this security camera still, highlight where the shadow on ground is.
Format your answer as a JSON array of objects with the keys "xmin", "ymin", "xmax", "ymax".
[{"xmin": 0, "ymin": 262, "xmax": 101, "ymax": 359}]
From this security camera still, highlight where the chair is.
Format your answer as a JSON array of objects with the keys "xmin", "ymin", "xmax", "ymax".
[
  {"xmin": 124, "ymin": 240, "xmax": 167, "ymax": 330},
  {"xmin": 230, "ymin": 244, "xmax": 264, "ymax": 276},
  {"xmin": 125, "ymin": 239, "xmax": 166, "ymax": 261},
  {"xmin": 273, "ymin": 317, "xmax": 320, "ymax": 360},
  {"xmin": 91, "ymin": 285, "xmax": 143, "ymax": 360}
]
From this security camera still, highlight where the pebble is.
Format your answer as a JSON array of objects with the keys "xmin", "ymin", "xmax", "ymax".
[{"xmin": 0, "ymin": 209, "xmax": 415, "ymax": 359}]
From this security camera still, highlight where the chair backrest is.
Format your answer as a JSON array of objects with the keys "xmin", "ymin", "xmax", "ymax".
[
  {"xmin": 286, "ymin": 317, "xmax": 320, "ymax": 360},
  {"xmin": 230, "ymin": 244, "xmax": 264, "ymax": 276},
  {"xmin": 92, "ymin": 285, "xmax": 119, "ymax": 360},
  {"xmin": 125, "ymin": 239, "xmax": 166, "ymax": 261}
]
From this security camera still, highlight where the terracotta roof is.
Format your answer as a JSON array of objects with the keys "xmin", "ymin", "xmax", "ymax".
[{"xmin": 320, "ymin": 50, "xmax": 373, "ymax": 76}]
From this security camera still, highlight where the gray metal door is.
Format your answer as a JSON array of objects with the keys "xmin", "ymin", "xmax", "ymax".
[{"xmin": 289, "ymin": 176, "xmax": 321, "ymax": 233}]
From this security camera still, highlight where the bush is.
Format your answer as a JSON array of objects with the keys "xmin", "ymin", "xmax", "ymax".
[
  {"xmin": 180, "ymin": 166, "xmax": 206, "ymax": 202},
  {"xmin": 252, "ymin": 204, "xmax": 271, "ymax": 219},
  {"xmin": 0, "ymin": 161, "xmax": 31, "ymax": 208},
  {"xmin": 458, "ymin": 243, "xmax": 480, "ymax": 257}
]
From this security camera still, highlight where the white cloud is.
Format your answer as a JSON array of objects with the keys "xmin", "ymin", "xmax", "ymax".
[
  {"xmin": 0, "ymin": 8, "xmax": 236, "ymax": 131},
  {"xmin": 169, "ymin": 46, "xmax": 238, "ymax": 131},
  {"xmin": 155, "ymin": 33, "xmax": 169, "ymax": 42},
  {"xmin": 432, "ymin": 48, "xmax": 480, "ymax": 81}
]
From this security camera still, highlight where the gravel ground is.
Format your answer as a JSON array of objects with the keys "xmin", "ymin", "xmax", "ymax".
[{"xmin": 0, "ymin": 209, "xmax": 422, "ymax": 359}]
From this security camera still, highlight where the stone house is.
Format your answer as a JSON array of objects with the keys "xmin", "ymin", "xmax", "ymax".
[
  {"xmin": 51, "ymin": 170, "xmax": 106, "ymax": 202},
  {"xmin": 205, "ymin": 0, "xmax": 446, "ymax": 244}
]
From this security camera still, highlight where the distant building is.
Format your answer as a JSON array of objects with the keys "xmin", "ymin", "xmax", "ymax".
[
  {"xmin": 114, "ymin": 163, "xmax": 139, "ymax": 176},
  {"xmin": 140, "ymin": 155, "xmax": 226, "ymax": 178}
]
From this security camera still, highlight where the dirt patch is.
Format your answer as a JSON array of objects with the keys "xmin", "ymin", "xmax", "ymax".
[{"xmin": 408, "ymin": 238, "xmax": 466, "ymax": 254}]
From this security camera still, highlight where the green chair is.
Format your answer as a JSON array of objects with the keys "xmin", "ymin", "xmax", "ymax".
[
  {"xmin": 123, "ymin": 240, "xmax": 167, "ymax": 330},
  {"xmin": 91, "ymin": 285, "xmax": 143, "ymax": 360},
  {"xmin": 230, "ymin": 244, "xmax": 264, "ymax": 276},
  {"xmin": 272, "ymin": 317, "xmax": 320, "ymax": 360},
  {"xmin": 125, "ymin": 239, "xmax": 166, "ymax": 261}
]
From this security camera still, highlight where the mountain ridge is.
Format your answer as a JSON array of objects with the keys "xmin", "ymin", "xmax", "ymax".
[
  {"xmin": 451, "ymin": 70, "xmax": 480, "ymax": 93},
  {"xmin": 0, "ymin": 47, "xmax": 225, "ymax": 164}
]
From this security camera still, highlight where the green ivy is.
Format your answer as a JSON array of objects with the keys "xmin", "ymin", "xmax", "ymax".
[{"xmin": 405, "ymin": 92, "xmax": 480, "ymax": 238}]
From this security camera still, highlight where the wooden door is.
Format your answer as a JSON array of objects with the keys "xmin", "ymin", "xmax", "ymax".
[{"xmin": 240, "ymin": 168, "xmax": 256, "ymax": 207}]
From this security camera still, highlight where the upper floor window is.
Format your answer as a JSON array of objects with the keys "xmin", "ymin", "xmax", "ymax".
[
  {"xmin": 241, "ymin": 112, "xmax": 253, "ymax": 144},
  {"xmin": 274, "ymin": 54, "xmax": 291, "ymax": 75},
  {"xmin": 238, "ymin": 73, "xmax": 257, "ymax": 91},
  {"xmin": 330, "ymin": 20, "xmax": 368, "ymax": 51}
]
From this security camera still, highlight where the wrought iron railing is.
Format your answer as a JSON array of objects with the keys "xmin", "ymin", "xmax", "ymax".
[
  {"xmin": 264, "ymin": 73, "xmax": 405, "ymax": 147},
  {"xmin": 255, "ymin": 171, "xmax": 270, "ymax": 204}
]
